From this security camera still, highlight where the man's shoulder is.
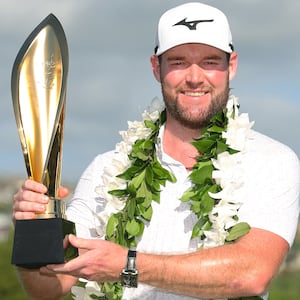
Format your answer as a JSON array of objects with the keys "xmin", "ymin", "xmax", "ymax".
[
  {"xmin": 93, "ymin": 149, "xmax": 117, "ymax": 161},
  {"xmin": 246, "ymin": 130, "xmax": 299, "ymax": 165},
  {"xmin": 80, "ymin": 149, "xmax": 117, "ymax": 177}
]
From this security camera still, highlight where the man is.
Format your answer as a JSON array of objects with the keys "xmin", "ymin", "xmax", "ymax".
[{"xmin": 13, "ymin": 3, "xmax": 299, "ymax": 300}]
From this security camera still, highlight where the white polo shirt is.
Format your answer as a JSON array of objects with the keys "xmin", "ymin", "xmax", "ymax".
[{"xmin": 67, "ymin": 128, "xmax": 300, "ymax": 300}]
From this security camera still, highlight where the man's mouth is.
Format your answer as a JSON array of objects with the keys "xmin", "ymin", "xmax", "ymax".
[{"xmin": 183, "ymin": 91, "xmax": 207, "ymax": 97}]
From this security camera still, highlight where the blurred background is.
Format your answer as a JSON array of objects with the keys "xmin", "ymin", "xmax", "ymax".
[
  {"xmin": 0, "ymin": 0, "xmax": 299, "ymax": 182},
  {"xmin": 0, "ymin": 0, "xmax": 299, "ymax": 299}
]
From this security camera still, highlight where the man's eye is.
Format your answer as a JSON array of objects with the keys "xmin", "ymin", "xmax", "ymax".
[
  {"xmin": 171, "ymin": 61, "xmax": 185, "ymax": 66},
  {"xmin": 205, "ymin": 61, "xmax": 217, "ymax": 65}
]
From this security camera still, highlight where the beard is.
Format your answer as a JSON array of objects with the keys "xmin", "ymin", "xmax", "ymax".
[{"xmin": 161, "ymin": 81, "xmax": 230, "ymax": 130}]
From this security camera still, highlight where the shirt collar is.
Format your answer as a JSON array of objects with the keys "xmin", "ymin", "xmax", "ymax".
[{"xmin": 156, "ymin": 124, "xmax": 185, "ymax": 168}]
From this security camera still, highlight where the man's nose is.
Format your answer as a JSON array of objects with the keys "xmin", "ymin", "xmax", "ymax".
[{"xmin": 185, "ymin": 64, "xmax": 204, "ymax": 86}]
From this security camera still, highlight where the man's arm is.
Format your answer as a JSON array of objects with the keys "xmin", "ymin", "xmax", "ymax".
[
  {"xmin": 43, "ymin": 227, "xmax": 288, "ymax": 299},
  {"xmin": 137, "ymin": 228, "xmax": 288, "ymax": 298},
  {"xmin": 17, "ymin": 269, "xmax": 77, "ymax": 300}
]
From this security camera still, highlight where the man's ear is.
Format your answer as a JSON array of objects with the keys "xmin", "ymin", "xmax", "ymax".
[
  {"xmin": 229, "ymin": 52, "xmax": 238, "ymax": 81},
  {"xmin": 150, "ymin": 55, "xmax": 161, "ymax": 82}
]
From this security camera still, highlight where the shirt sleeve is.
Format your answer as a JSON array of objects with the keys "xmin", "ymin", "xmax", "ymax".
[
  {"xmin": 238, "ymin": 133, "xmax": 300, "ymax": 247},
  {"xmin": 66, "ymin": 151, "xmax": 114, "ymax": 239}
]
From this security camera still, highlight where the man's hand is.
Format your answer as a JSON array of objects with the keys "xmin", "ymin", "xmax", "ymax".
[
  {"xmin": 40, "ymin": 235, "xmax": 127, "ymax": 282},
  {"xmin": 12, "ymin": 180, "xmax": 78, "ymax": 299},
  {"xmin": 13, "ymin": 179, "xmax": 69, "ymax": 221}
]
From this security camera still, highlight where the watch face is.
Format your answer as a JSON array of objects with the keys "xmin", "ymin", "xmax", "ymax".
[{"xmin": 121, "ymin": 271, "xmax": 138, "ymax": 288}]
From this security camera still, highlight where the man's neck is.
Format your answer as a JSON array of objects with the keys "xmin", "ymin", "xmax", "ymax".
[{"xmin": 163, "ymin": 119, "xmax": 201, "ymax": 170}]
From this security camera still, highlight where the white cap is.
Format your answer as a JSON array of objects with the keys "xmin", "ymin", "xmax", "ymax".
[{"xmin": 155, "ymin": 2, "xmax": 234, "ymax": 56}]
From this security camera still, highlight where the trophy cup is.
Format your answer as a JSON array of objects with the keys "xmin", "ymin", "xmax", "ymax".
[{"xmin": 11, "ymin": 14, "xmax": 77, "ymax": 269}]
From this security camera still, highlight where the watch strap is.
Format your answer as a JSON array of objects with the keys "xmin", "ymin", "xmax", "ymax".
[
  {"xmin": 126, "ymin": 250, "xmax": 136, "ymax": 271},
  {"xmin": 120, "ymin": 249, "xmax": 138, "ymax": 288}
]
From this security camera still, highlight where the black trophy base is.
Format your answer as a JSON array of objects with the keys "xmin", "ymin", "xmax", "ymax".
[{"xmin": 11, "ymin": 218, "xmax": 78, "ymax": 269}]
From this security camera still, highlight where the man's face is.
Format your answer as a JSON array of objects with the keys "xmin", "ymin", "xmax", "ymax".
[{"xmin": 151, "ymin": 43, "xmax": 238, "ymax": 129}]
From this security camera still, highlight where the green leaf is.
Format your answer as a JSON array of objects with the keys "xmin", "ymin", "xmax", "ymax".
[
  {"xmin": 210, "ymin": 109, "xmax": 226, "ymax": 124},
  {"xmin": 108, "ymin": 189, "xmax": 128, "ymax": 197},
  {"xmin": 192, "ymin": 160, "xmax": 212, "ymax": 171},
  {"xmin": 137, "ymin": 181, "xmax": 153, "ymax": 207},
  {"xmin": 141, "ymin": 205, "xmax": 153, "ymax": 221},
  {"xmin": 145, "ymin": 166, "xmax": 153, "ymax": 186},
  {"xmin": 180, "ymin": 188, "xmax": 197, "ymax": 202},
  {"xmin": 130, "ymin": 140, "xmax": 154, "ymax": 161},
  {"xmin": 149, "ymin": 180, "xmax": 161, "ymax": 193},
  {"xmin": 125, "ymin": 218, "xmax": 141, "ymax": 237},
  {"xmin": 191, "ymin": 218, "xmax": 211, "ymax": 239},
  {"xmin": 141, "ymin": 139, "xmax": 154, "ymax": 150},
  {"xmin": 152, "ymin": 160, "xmax": 176, "ymax": 183},
  {"xmin": 116, "ymin": 217, "xmax": 125, "ymax": 246},
  {"xmin": 191, "ymin": 222, "xmax": 200, "ymax": 238},
  {"xmin": 117, "ymin": 164, "xmax": 144, "ymax": 179},
  {"xmin": 135, "ymin": 151, "xmax": 150, "ymax": 161},
  {"xmin": 152, "ymin": 163, "xmax": 168, "ymax": 178},
  {"xmin": 192, "ymin": 138, "xmax": 215, "ymax": 153},
  {"xmin": 228, "ymin": 147, "xmax": 240, "ymax": 155},
  {"xmin": 151, "ymin": 190, "xmax": 160, "ymax": 202},
  {"xmin": 208, "ymin": 183, "xmax": 221, "ymax": 194},
  {"xmin": 125, "ymin": 219, "xmax": 144, "ymax": 237},
  {"xmin": 189, "ymin": 164, "xmax": 213, "ymax": 185},
  {"xmin": 131, "ymin": 169, "xmax": 146, "ymax": 189},
  {"xmin": 144, "ymin": 119, "xmax": 156, "ymax": 130},
  {"xmin": 135, "ymin": 197, "xmax": 145, "ymax": 204},
  {"xmin": 101, "ymin": 282, "xmax": 123, "ymax": 300},
  {"xmin": 200, "ymin": 192, "xmax": 215, "ymax": 214},
  {"xmin": 207, "ymin": 124, "xmax": 224, "ymax": 133},
  {"xmin": 226, "ymin": 222, "xmax": 250, "ymax": 242},
  {"xmin": 127, "ymin": 182, "xmax": 136, "ymax": 197},
  {"xmin": 127, "ymin": 198, "xmax": 136, "ymax": 219},
  {"xmin": 106, "ymin": 214, "xmax": 119, "ymax": 238},
  {"xmin": 190, "ymin": 200, "xmax": 201, "ymax": 213},
  {"xmin": 137, "ymin": 220, "xmax": 145, "ymax": 236},
  {"xmin": 216, "ymin": 140, "xmax": 229, "ymax": 154}
]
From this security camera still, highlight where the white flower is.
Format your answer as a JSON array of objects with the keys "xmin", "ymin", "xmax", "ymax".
[
  {"xmin": 226, "ymin": 95, "xmax": 239, "ymax": 118},
  {"xmin": 211, "ymin": 152, "xmax": 243, "ymax": 189},
  {"xmin": 223, "ymin": 95, "xmax": 254, "ymax": 152},
  {"xmin": 203, "ymin": 228, "xmax": 228, "ymax": 247},
  {"xmin": 223, "ymin": 113, "xmax": 254, "ymax": 151},
  {"xmin": 201, "ymin": 96, "xmax": 251, "ymax": 247},
  {"xmin": 119, "ymin": 121, "xmax": 151, "ymax": 146},
  {"xmin": 71, "ymin": 279, "xmax": 103, "ymax": 300},
  {"xmin": 142, "ymin": 97, "xmax": 165, "ymax": 122},
  {"xmin": 148, "ymin": 96, "xmax": 165, "ymax": 113}
]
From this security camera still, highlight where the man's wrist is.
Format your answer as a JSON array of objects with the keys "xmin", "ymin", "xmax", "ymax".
[{"xmin": 120, "ymin": 249, "xmax": 138, "ymax": 288}]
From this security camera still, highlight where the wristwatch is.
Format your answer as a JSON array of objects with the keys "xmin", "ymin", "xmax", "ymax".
[{"xmin": 120, "ymin": 249, "xmax": 138, "ymax": 288}]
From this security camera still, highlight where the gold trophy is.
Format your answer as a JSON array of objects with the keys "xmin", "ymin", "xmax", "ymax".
[{"xmin": 11, "ymin": 14, "xmax": 77, "ymax": 268}]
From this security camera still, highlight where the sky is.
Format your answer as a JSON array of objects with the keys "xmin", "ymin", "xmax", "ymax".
[{"xmin": 0, "ymin": 0, "xmax": 299, "ymax": 184}]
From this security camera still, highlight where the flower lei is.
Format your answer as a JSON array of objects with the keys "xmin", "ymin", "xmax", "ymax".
[{"xmin": 72, "ymin": 95, "xmax": 263, "ymax": 300}]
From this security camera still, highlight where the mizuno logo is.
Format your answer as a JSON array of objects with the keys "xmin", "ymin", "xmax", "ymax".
[{"xmin": 173, "ymin": 18, "xmax": 214, "ymax": 30}]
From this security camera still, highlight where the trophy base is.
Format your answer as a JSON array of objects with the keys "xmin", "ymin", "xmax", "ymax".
[{"xmin": 11, "ymin": 218, "xmax": 78, "ymax": 269}]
